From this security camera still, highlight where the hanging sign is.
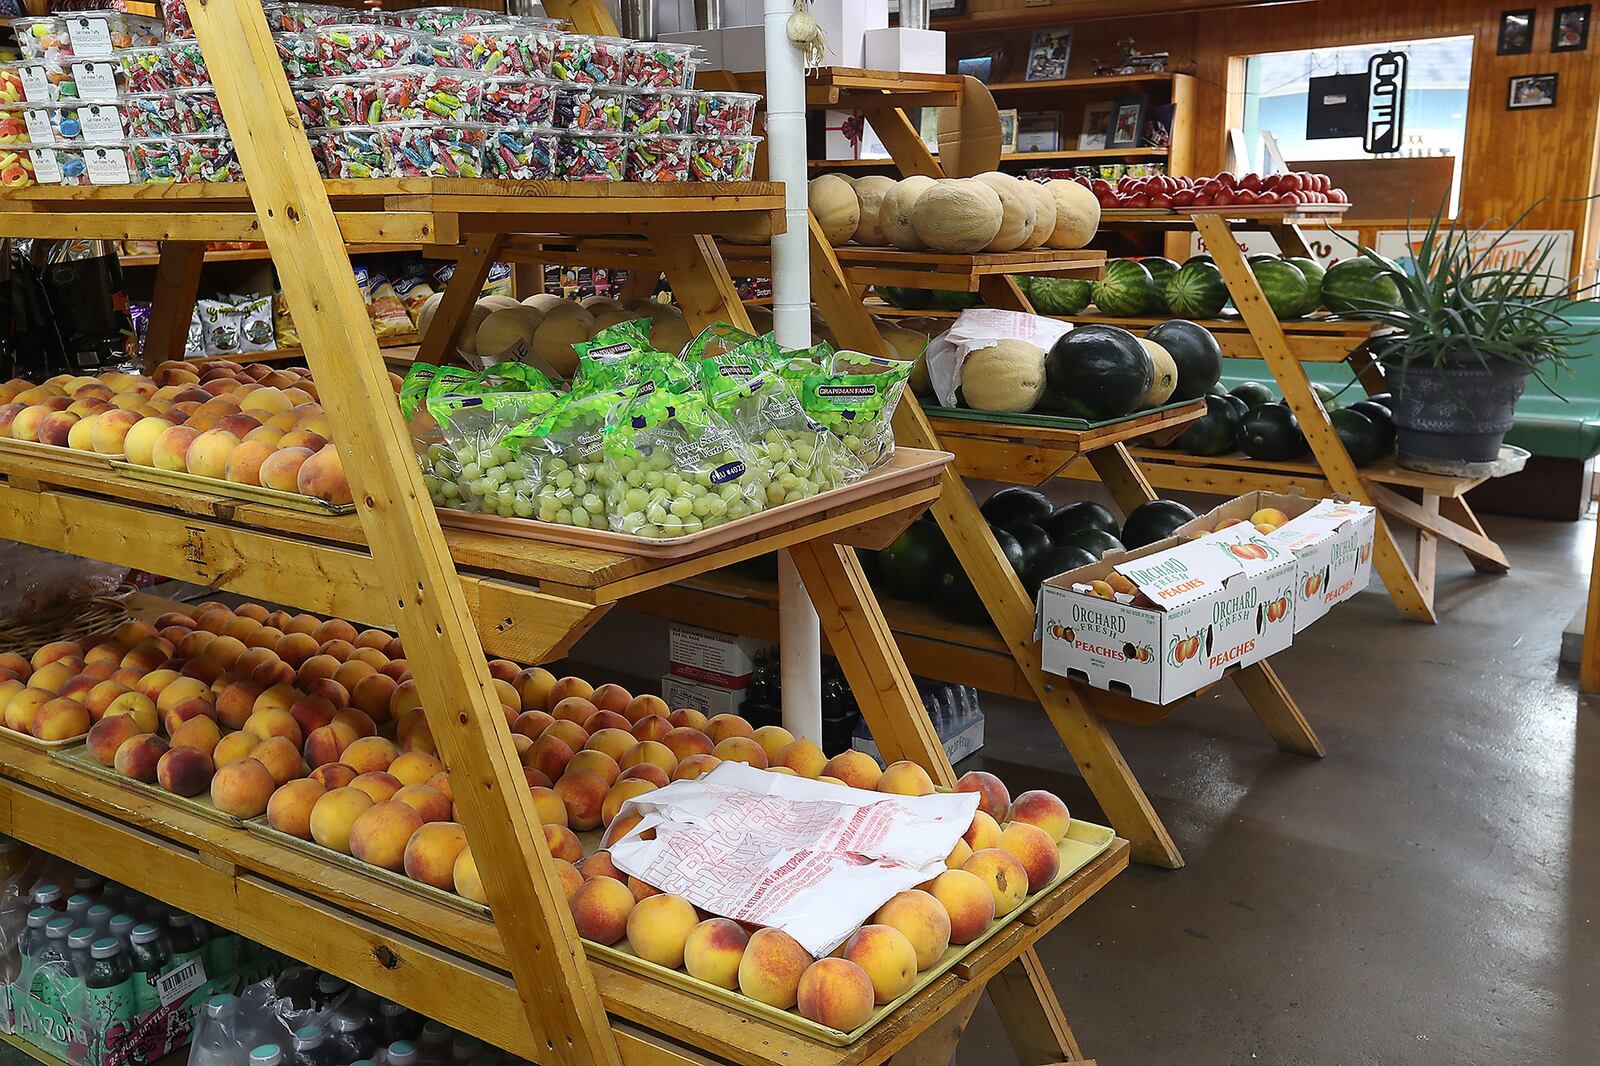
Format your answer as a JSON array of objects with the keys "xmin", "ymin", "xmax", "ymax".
[{"xmin": 1364, "ymin": 51, "xmax": 1407, "ymax": 154}]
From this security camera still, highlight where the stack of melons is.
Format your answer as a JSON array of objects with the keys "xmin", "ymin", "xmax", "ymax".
[{"xmin": 810, "ymin": 173, "xmax": 1101, "ymax": 254}]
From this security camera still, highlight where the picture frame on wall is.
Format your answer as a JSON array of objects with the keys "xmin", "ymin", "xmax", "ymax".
[
  {"xmin": 997, "ymin": 108, "xmax": 1020, "ymax": 153},
  {"xmin": 1108, "ymin": 95, "xmax": 1148, "ymax": 149},
  {"xmin": 1017, "ymin": 112, "xmax": 1062, "ymax": 152},
  {"xmin": 1077, "ymin": 101, "xmax": 1113, "ymax": 150},
  {"xmin": 1497, "ymin": 8, "xmax": 1535, "ymax": 54},
  {"xmin": 1507, "ymin": 72, "xmax": 1558, "ymax": 109},
  {"xmin": 1025, "ymin": 27, "xmax": 1073, "ymax": 81},
  {"xmin": 888, "ymin": 0, "xmax": 966, "ymax": 14},
  {"xmin": 956, "ymin": 56, "xmax": 994, "ymax": 82},
  {"xmin": 1553, "ymin": 4, "xmax": 1590, "ymax": 50}
]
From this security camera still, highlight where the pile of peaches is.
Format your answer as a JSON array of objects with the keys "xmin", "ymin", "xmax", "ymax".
[{"xmin": 0, "ymin": 357, "xmax": 381, "ymax": 505}]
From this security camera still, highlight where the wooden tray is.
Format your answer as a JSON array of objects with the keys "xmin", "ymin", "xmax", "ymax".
[
  {"xmin": 586, "ymin": 820, "xmax": 1116, "ymax": 1045},
  {"xmin": 1184, "ymin": 203, "xmax": 1352, "ymax": 217},
  {"xmin": 437, "ymin": 447, "xmax": 951, "ymax": 559},
  {"xmin": 923, "ymin": 396, "xmax": 1200, "ymax": 431},
  {"xmin": 55, "ymin": 743, "xmax": 245, "ymax": 824},
  {"xmin": 111, "ymin": 461, "xmax": 357, "ymax": 515},
  {"xmin": 0, "ymin": 438, "xmax": 120, "ymax": 468}
]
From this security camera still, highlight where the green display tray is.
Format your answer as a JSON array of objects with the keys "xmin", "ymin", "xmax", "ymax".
[
  {"xmin": 55, "ymin": 742, "xmax": 246, "ymax": 827},
  {"xmin": 924, "ymin": 396, "xmax": 1201, "ymax": 431}
]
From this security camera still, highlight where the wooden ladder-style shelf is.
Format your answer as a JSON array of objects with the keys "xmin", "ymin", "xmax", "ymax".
[{"xmin": 0, "ymin": 2, "xmax": 1130, "ymax": 1064}]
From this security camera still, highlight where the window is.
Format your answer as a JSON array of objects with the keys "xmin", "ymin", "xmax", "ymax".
[{"xmin": 1240, "ymin": 36, "xmax": 1473, "ymax": 213}]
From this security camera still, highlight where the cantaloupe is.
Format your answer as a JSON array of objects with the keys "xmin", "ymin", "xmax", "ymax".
[
  {"xmin": 530, "ymin": 305, "xmax": 596, "ymax": 377},
  {"xmin": 1019, "ymin": 179, "xmax": 1057, "ymax": 250},
  {"xmin": 910, "ymin": 180, "xmax": 1004, "ymax": 253},
  {"xmin": 414, "ymin": 291, "xmax": 445, "ymax": 342},
  {"xmin": 649, "ymin": 313, "xmax": 693, "ymax": 357},
  {"xmin": 581, "ymin": 295, "xmax": 625, "ymax": 313},
  {"xmin": 1139, "ymin": 338, "xmax": 1178, "ymax": 407},
  {"xmin": 522, "ymin": 293, "xmax": 569, "ymax": 313},
  {"xmin": 880, "ymin": 175, "xmax": 938, "ymax": 250},
  {"xmin": 478, "ymin": 294, "xmax": 523, "ymax": 312},
  {"xmin": 972, "ymin": 172, "xmax": 1037, "ymax": 253},
  {"xmin": 590, "ymin": 307, "xmax": 638, "ymax": 334},
  {"xmin": 457, "ymin": 300, "xmax": 499, "ymax": 357},
  {"xmin": 810, "ymin": 174, "xmax": 861, "ymax": 245},
  {"xmin": 874, "ymin": 320, "xmax": 928, "ymax": 363},
  {"xmin": 476, "ymin": 305, "xmax": 546, "ymax": 361},
  {"xmin": 1045, "ymin": 180, "xmax": 1101, "ymax": 249},
  {"xmin": 960, "ymin": 339, "xmax": 1046, "ymax": 412},
  {"xmin": 850, "ymin": 175, "xmax": 897, "ymax": 246}
]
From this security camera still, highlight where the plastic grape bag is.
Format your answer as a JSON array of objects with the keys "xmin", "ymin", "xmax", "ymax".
[
  {"xmin": 681, "ymin": 321, "xmax": 758, "ymax": 363},
  {"xmin": 699, "ymin": 340, "xmax": 866, "ymax": 506},
  {"xmin": 524, "ymin": 383, "xmax": 639, "ymax": 529},
  {"xmin": 571, "ymin": 320, "xmax": 695, "ymax": 396},
  {"xmin": 602, "ymin": 384, "xmax": 766, "ymax": 539},
  {"xmin": 802, "ymin": 350, "xmax": 914, "ymax": 469},
  {"xmin": 420, "ymin": 388, "xmax": 560, "ymax": 517}
]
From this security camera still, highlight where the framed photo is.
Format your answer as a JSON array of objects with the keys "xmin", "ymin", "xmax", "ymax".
[
  {"xmin": 1507, "ymin": 72, "xmax": 1558, "ymax": 109},
  {"xmin": 1017, "ymin": 112, "xmax": 1061, "ymax": 153},
  {"xmin": 1108, "ymin": 95, "xmax": 1148, "ymax": 149},
  {"xmin": 1077, "ymin": 101, "xmax": 1113, "ymax": 150},
  {"xmin": 1025, "ymin": 27, "xmax": 1072, "ymax": 81},
  {"xmin": 955, "ymin": 56, "xmax": 994, "ymax": 82},
  {"xmin": 917, "ymin": 107, "xmax": 940, "ymax": 150},
  {"xmin": 997, "ymin": 108, "xmax": 1019, "ymax": 153},
  {"xmin": 1553, "ymin": 4, "xmax": 1590, "ymax": 49},
  {"xmin": 1497, "ymin": 9, "xmax": 1535, "ymax": 54}
]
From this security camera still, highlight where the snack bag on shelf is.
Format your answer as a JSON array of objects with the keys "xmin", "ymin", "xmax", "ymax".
[
  {"xmin": 699, "ymin": 339, "xmax": 865, "ymax": 506},
  {"xmin": 354, "ymin": 265, "xmax": 414, "ymax": 339},
  {"xmin": 393, "ymin": 266, "xmax": 435, "ymax": 327},
  {"xmin": 273, "ymin": 287, "xmax": 300, "ymax": 349},
  {"xmin": 420, "ymin": 387, "xmax": 560, "ymax": 518},
  {"xmin": 234, "ymin": 292, "xmax": 275, "ymax": 352},
  {"xmin": 602, "ymin": 385, "xmax": 766, "ymax": 538},
  {"xmin": 802, "ymin": 351, "xmax": 914, "ymax": 469},
  {"xmin": 195, "ymin": 297, "xmax": 242, "ymax": 356},
  {"xmin": 523, "ymin": 383, "xmax": 637, "ymax": 529}
]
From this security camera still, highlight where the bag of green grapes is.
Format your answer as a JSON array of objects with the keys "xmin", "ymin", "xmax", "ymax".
[
  {"xmin": 681, "ymin": 322, "xmax": 759, "ymax": 364},
  {"xmin": 699, "ymin": 344, "xmax": 866, "ymax": 507},
  {"xmin": 572, "ymin": 324, "xmax": 697, "ymax": 395},
  {"xmin": 602, "ymin": 385, "xmax": 767, "ymax": 540},
  {"xmin": 523, "ymin": 383, "xmax": 639, "ymax": 530},
  {"xmin": 801, "ymin": 352, "xmax": 914, "ymax": 469},
  {"xmin": 420, "ymin": 389, "xmax": 561, "ymax": 517}
]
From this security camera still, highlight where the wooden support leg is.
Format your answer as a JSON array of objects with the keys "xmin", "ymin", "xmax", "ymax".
[
  {"xmin": 985, "ymin": 950, "xmax": 1086, "ymax": 1065},
  {"xmin": 1439, "ymin": 494, "xmax": 1511, "ymax": 574},
  {"xmin": 618, "ymin": 267, "xmax": 661, "ymax": 306},
  {"xmin": 1582, "ymin": 515, "xmax": 1600, "ymax": 694},
  {"xmin": 191, "ymin": 7, "xmax": 621, "ymax": 1063},
  {"xmin": 1415, "ymin": 493, "xmax": 1438, "ymax": 607},
  {"xmin": 884, "ymin": 981, "xmax": 985, "ymax": 1065},
  {"xmin": 872, "ymin": 106, "xmax": 945, "ymax": 178},
  {"xmin": 657, "ymin": 235, "xmax": 754, "ymax": 333},
  {"xmin": 142, "ymin": 240, "xmax": 205, "ymax": 372},
  {"xmin": 1198, "ymin": 214, "xmax": 1436, "ymax": 624},
  {"xmin": 417, "ymin": 233, "xmax": 505, "ymax": 364}
]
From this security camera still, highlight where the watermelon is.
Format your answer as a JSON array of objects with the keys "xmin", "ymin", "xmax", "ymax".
[
  {"xmin": 1023, "ymin": 545, "xmax": 1098, "ymax": 597},
  {"xmin": 1141, "ymin": 257, "xmax": 1180, "ymax": 313},
  {"xmin": 1146, "ymin": 319, "xmax": 1222, "ymax": 400},
  {"xmin": 1331, "ymin": 407, "xmax": 1385, "ymax": 466},
  {"xmin": 1347, "ymin": 400, "xmax": 1396, "ymax": 451},
  {"xmin": 1122, "ymin": 500, "xmax": 1197, "ymax": 549},
  {"xmin": 1247, "ymin": 253, "xmax": 1280, "ymax": 266},
  {"xmin": 933, "ymin": 289, "xmax": 983, "ymax": 312},
  {"xmin": 1043, "ymin": 324, "xmax": 1153, "ymax": 420},
  {"xmin": 1253, "ymin": 258, "xmax": 1310, "ymax": 319},
  {"xmin": 1164, "ymin": 261, "xmax": 1229, "ymax": 319},
  {"xmin": 1186, "ymin": 253, "xmax": 1214, "ymax": 266},
  {"xmin": 1312, "ymin": 382, "xmax": 1340, "ymax": 409},
  {"xmin": 877, "ymin": 286, "xmax": 938, "ymax": 310},
  {"xmin": 981, "ymin": 486, "xmax": 1053, "ymax": 528},
  {"xmin": 1175, "ymin": 394, "xmax": 1242, "ymax": 456},
  {"xmin": 1230, "ymin": 381, "xmax": 1275, "ymax": 410},
  {"xmin": 1321, "ymin": 258, "xmax": 1403, "ymax": 312},
  {"xmin": 1022, "ymin": 276, "xmax": 1093, "ymax": 315},
  {"xmin": 1005, "ymin": 522, "xmax": 1053, "ymax": 568},
  {"xmin": 991, "ymin": 527, "xmax": 1029, "ymax": 577},
  {"xmin": 1057, "ymin": 528, "xmax": 1125, "ymax": 558},
  {"xmin": 876, "ymin": 519, "xmax": 948, "ymax": 601},
  {"xmin": 1239, "ymin": 403, "xmax": 1306, "ymax": 461},
  {"xmin": 1042, "ymin": 501, "xmax": 1120, "ymax": 542},
  {"xmin": 1286, "ymin": 257, "xmax": 1325, "ymax": 315},
  {"xmin": 934, "ymin": 555, "xmax": 985, "ymax": 621},
  {"xmin": 1092, "ymin": 259, "xmax": 1157, "ymax": 317}
]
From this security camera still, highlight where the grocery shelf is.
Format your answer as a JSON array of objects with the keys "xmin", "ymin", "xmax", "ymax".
[
  {"xmin": 983, "ymin": 72, "xmax": 1184, "ymax": 93},
  {"xmin": 117, "ymin": 243, "xmax": 424, "ymax": 267},
  {"xmin": 694, "ymin": 66, "xmax": 966, "ymax": 110},
  {"xmin": 809, "ymin": 147, "xmax": 1171, "ymax": 172}
]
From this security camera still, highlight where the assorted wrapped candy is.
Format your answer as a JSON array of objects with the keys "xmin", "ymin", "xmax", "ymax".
[
  {"xmin": 130, "ymin": 136, "xmax": 181, "ymax": 181},
  {"xmin": 446, "ymin": 24, "xmax": 555, "ymax": 76},
  {"xmin": 623, "ymin": 88, "xmax": 693, "ymax": 136},
  {"xmin": 0, "ymin": 67, "xmax": 24, "ymax": 105},
  {"xmin": 0, "ymin": 107, "xmax": 31, "ymax": 146},
  {"xmin": 174, "ymin": 133, "xmax": 241, "ymax": 181},
  {"xmin": 173, "ymin": 87, "xmax": 224, "ymax": 134},
  {"xmin": 626, "ymin": 133, "xmax": 692, "ymax": 183},
  {"xmin": 623, "ymin": 41, "xmax": 696, "ymax": 89},
  {"xmin": 310, "ymin": 123, "xmax": 387, "ymax": 178},
  {"xmin": 692, "ymin": 90, "xmax": 759, "ymax": 137},
  {"xmin": 376, "ymin": 66, "xmax": 482, "ymax": 122},
  {"xmin": 274, "ymin": 32, "xmax": 322, "ymax": 80},
  {"xmin": 550, "ymin": 34, "xmax": 628, "ymax": 85},
  {"xmin": 166, "ymin": 39, "xmax": 212, "ymax": 87},
  {"xmin": 110, "ymin": 46, "xmax": 172, "ymax": 94},
  {"xmin": 475, "ymin": 74, "xmax": 556, "ymax": 125},
  {"xmin": 14, "ymin": 18, "xmax": 70, "ymax": 62},
  {"xmin": 379, "ymin": 120, "xmax": 487, "ymax": 177},
  {"xmin": 558, "ymin": 129, "xmax": 629, "ymax": 181},
  {"xmin": 161, "ymin": 0, "xmax": 191, "ymax": 39},
  {"xmin": 315, "ymin": 72, "xmax": 382, "ymax": 126},
  {"xmin": 553, "ymin": 83, "xmax": 626, "ymax": 132},
  {"xmin": 263, "ymin": 2, "xmax": 347, "ymax": 33},
  {"xmin": 396, "ymin": 7, "xmax": 492, "ymax": 34},
  {"xmin": 0, "ymin": 144, "xmax": 36, "ymax": 186},
  {"xmin": 120, "ymin": 91, "xmax": 184, "ymax": 138},
  {"xmin": 289, "ymin": 80, "xmax": 324, "ymax": 127},
  {"xmin": 313, "ymin": 25, "xmax": 420, "ymax": 74},
  {"xmin": 14, "ymin": 59, "xmax": 78, "ymax": 103},
  {"xmin": 484, "ymin": 124, "xmax": 557, "ymax": 180},
  {"xmin": 690, "ymin": 135, "xmax": 759, "ymax": 181}
]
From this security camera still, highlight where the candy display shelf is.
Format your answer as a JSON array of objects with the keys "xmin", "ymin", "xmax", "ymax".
[{"xmin": 0, "ymin": 1, "xmax": 1127, "ymax": 1062}]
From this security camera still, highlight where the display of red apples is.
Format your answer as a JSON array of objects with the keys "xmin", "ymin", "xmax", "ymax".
[{"xmin": 1078, "ymin": 172, "xmax": 1350, "ymax": 210}]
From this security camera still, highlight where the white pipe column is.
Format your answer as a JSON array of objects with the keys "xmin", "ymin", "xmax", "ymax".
[{"xmin": 765, "ymin": 0, "xmax": 821, "ymax": 744}]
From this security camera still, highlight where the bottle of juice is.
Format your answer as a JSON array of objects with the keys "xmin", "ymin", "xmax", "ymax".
[
  {"xmin": 73, "ymin": 871, "xmax": 105, "ymax": 896},
  {"xmin": 377, "ymin": 1001, "xmax": 421, "ymax": 1044},
  {"xmin": 85, "ymin": 937, "xmax": 134, "ymax": 1038},
  {"xmin": 166, "ymin": 912, "xmax": 203, "ymax": 971},
  {"xmin": 66, "ymin": 927, "xmax": 97, "ymax": 977},
  {"xmin": 87, "ymin": 903, "xmax": 114, "ymax": 937},
  {"xmin": 65, "ymin": 893, "xmax": 94, "ymax": 927},
  {"xmin": 385, "ymin": 1041, "xmax": 419, "ymax": 1066},
  {"xmin": 30, "ymin": 916, "xmax": 75, "ymax": 1012},
  {"xmin": 108, "ymin": 913, "xmax": 137, "ymax": 949},
  {"xmin": 311, "ymin": 972, "xmax": 347, "ymax": 1010},
  {"xmin": 292, "ymin": 1024, "xmax": 334, "ymax": 1066},
  {"xmin": 128, "ymin": 922, "xmax": 170, "ymax": 1015},
  {"xmin": 20, "ymin": 907, "xmax": 54, "ymax": 961},
  {"xmin": 249, "ymin": 1045, "xmax": 285, "ymax": 1066},
  {"xmin": 329, "ymin": 1007, "xmax": 377, "ymax": 1063},
  {"xmin": 417, "ymin": 1021, "xmax": 452, "ymax": 1063},
  {"xmin": 450, "ymin": 1037, "xmax": 484, "ymax": 1064}
]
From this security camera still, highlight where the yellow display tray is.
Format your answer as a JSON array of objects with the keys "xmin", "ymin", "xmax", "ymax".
[
  {"xmin": 0, "ymin": 437, "xmax": 120, "ymax": 468},
  {"xmin": 55, "ymin": 742, "xmax": 245, "ymax": 826},
  {"xmin": 111, "ymin": 461, "xmax": 357, "ymax": 515},
  {"xmin": 586, "ymin": 819, "xmax": 1116, "ymax": 1045},
  {"xmin": 0, "ymin": 723, "xmax": 89, "ymax": 751}
]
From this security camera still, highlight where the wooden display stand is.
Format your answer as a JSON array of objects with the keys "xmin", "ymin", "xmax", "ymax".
[{"xmin": 0, "ymin": 4, "xmax": 1127, "ymax": 1064}]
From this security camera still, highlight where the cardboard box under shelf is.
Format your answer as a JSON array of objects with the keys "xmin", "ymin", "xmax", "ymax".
[{"xmin": 661, "ymin": 673, "xmax": 747, "ymax": 716}]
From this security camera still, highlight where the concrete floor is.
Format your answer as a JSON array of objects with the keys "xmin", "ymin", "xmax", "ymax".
[{"xmin": 953, "ymin": 511, "xmax": 1600, "ymax": 1065}]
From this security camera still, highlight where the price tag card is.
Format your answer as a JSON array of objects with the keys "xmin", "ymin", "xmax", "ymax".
[
  {"xmin": 65, "ymin": 16, "xmax": 113, "ymax": 57},
  {"xmin": 71, "ymin": 61, "xmax": 119, "ymax": 102},
  {"xmin": 28, "ymin": 147, "xmax": 61, "ymax": 185},
  {"xmin": 77, "ymin": 103, "xmax": 126, "ymax": 143},
  {"xmin": 82, "ymin": 144, "xmax": 132, "ymax": 185},
  {"xmin": 18, "ymin": 64, "xmax": 55, "ymax": 104},
  {"xmin": 22, "ymin": 108, "xmax": 55, "ymax": 144}
]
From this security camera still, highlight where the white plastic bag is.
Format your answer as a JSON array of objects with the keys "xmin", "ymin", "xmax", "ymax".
[{"xmin": 923, "ymin": 308, "xmax": 1073, "ymax": 407}]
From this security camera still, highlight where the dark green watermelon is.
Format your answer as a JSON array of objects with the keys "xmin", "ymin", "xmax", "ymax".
[
  {"xmin": 1092, "ymin": 259, "xmax": 1157, "ymax": 317},
  {"xmin": 1224, "ymin": 394, "xmax": 1250, "ymax": 422},
  {"xmin": 1042, "ymin": 501, "xmax": 1120, "ymax": 542},
  {"xmin": 1122, "ymin": 499, "xmax": 1198, "ymax": 549},
  {"xmin": 1140, "ymin": 257, "xmax": 1180, "ymax": 313},
  {"xmin": 1230, "ymin": 381, "xmax": 1275, "ymax": 409},
  {"xmin": 1163, "ymin": 261, "xmax": 1229, "ymax": 319},
  {"xmin": 1321, "ymin": 257, "xmax": 1403, "ymax": 312},
  {"xmin": 1239, "ymin": 402, "xmax": 1306, "ymax": 461},
  {"xmin": 981, "ymin": 486, "xmax": 1053, "ymax": 528},
  {"xmin": 1021, "ymin": 276, "xmax": 1093, "ymax": 315},
  {"xmin": 877, "ymin": 286, "xmax": 938, "ymax": 310},
  {"xmin": 1185, "ymin": 253, "xmax": 1214, "ymax": 266},
  {"xmin": 1346, "ymin": 400, "xmax": 1396, "ymax": 451},
  {"xmin": 1146, "ymin": 319, "xmax": 1222, "ymax": 401},
  {"xmin": 1057, "ymin": 528, "xmax": 1125, "ymax": 558},
  {"xmin": 934, "ymin": 554, "xmax": 985, "ymax": 621},
  {"xmin": 990, "ymin": 526, "xmax": 1028, "ymax": 577},
  {"xmin": 1253, "ymin": 259, "xmax": 1310, "ymax": 319},
  {"xmin": 1175, "ymin": 394, "xmax": 1242, "ymax": 456},
  {"xmin": 1044, "ymin": 325, "xmax": 1153, "ymax": 420},
  {"xmin": 1023, "ymin": 545, "xmax": 1098, "ymax": 597},
  {"xmin": 1005, "ymin": 522, "xmax": 1054, "ymax": 569},
  {"xmin": 1247, "ymin": 253, "xmax": 1280, "ymax": 266},
  {"xmin": 876, "ymin": 519, "xmax": 949, "ymax": 602},
  {"xmin": 1286, "ymin": 257, "xmax": 1325, "ymax": 315},
  {"xmin": 933, "ymin": 290, "xmax": 983, "ymax": 312},
  {"xmin": 1330, "ymin": 407, "xmax": 1385, "ymax": 466},
  {"xmin": 1312, "ymin": 382, "xmax": 1340, "ymax": 410}
]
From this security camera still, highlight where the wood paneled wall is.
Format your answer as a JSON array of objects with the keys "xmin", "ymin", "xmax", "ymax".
[{"xmin": 951, "ymin": 0, "xmax": 1600, "ymax": 277}]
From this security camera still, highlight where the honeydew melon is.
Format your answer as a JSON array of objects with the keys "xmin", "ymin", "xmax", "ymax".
[
  {"xmin": 880, "ymin": 175, "xmax": 938, "ymax": 250},
  {"xmin": 910, "ymin": 179, "xmax": 1004, "ymax": 254},
  {"xmin": 960, "ymin": 339, "xmax": 1047, "ymax": 412}
]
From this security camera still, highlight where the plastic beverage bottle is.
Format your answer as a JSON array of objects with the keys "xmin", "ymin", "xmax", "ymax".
[
  {"xmin": 377, "ymin": 1002, "xmax": 421, "ymax": 1044},
  {"xmin": 385, "ymin": 1040, "xmax": 419, "ymax": 1066},
  {"xmin": 65, "ymin": 893, "xmax": 94, "ymax": 926},
  {"xmin": 417, "ymin": 1021, "xmax": 452, "ymax": 1063},
  {"xmin": 108, "ymin": 913, "xmax": 137, "ymax": 949},
  {"xmin": 127, "ymin": 922, "xmax": 170, "ymax": 1014},
  {"xmin": 30, "ymin": 916, "xmax": 75, "ymax": 1011},
  {"xmin": 276, "ymin": 964, "xmax": 318, "ymax": 1010},
  {"xmin": 192, "ymin": 994, "xmax": 240, "ymax": 1066},
  {"xmin": 100, "ymin": 882, "xmax": 125, "ymax": 912},
  {"xmin": 20, "ymin": 907, "xmax": 54, "ymax": 961},
  {"xmin": 85, "ymin": 937, "xmax": 134, "ymax": 1035},
  {"xmin": 166, "ymin": 912, "xmax": 204, "ymax": 970},
  {"xmin": 87, "ymin": 903, "xmax": 114, "ymax": 936},
  {"xmin": 311, "ymin": 972, "xmax": 348, "ymax": 1009},
  {"xmin": 450, "ymin": 1037, "xmax": 484, "ymax": 1064},
  {"xmin": 292, "ymin": 1024, "xmax": 335, "ymax": 1066},
  {"xmin": 31, "ymin": 883, "xmax": 64, "ymax": 911},
  {"xmin": 250, "ymin": 1045, "xmax": 285, "ymax": 1066},
  {"xmin": 329, "ymin": 1007, "xmax": 378, "ymax": 1063},
  {"xmin": 67, "ymin": 926, "xmax": 97, "ymax": 977},
  {"xmin": 73, "ymin": 871, "xmax": 105, "ymax": 895}
]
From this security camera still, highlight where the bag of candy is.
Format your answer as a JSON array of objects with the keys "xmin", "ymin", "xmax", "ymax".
[{"xmin": 801, "ymin": 350, "xmax": 914, "ymax": 469}]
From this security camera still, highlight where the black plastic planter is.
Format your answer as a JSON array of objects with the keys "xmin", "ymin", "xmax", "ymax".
[{"xmin": 1382, "ymin": 354, "xmax": 1532, "ymax": 465}]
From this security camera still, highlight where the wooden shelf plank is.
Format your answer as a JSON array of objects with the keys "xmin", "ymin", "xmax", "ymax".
[
  {"xmin": 983, "ymin": 73, "xmax": 1183, "ymax": 92},
  {"xmin": 809, "ymin": 148, "xmax": 1169, "ymax": 171}
]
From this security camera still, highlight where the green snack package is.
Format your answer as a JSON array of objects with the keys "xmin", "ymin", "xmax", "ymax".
[
  {"xmin": 602, "ymin": 386, "xmax": 766, "ymax": 539},
  {"xmin": 419, "ymin": 389, "xmax": 562, "ymax": 518},
  {"xmin": 524, "ymin": 384, "xmax": 638, "ymax": 529},
  {"xmin": 700, "ymin": 349, "xmax": 866, "ymax": 505},
  {"xmin": 771, "ymin": 338, "xmax": 834, "ymax": 397},
  {"xmin": 802, "ymin": 356, "xmax": 914, "ymax": 469}
]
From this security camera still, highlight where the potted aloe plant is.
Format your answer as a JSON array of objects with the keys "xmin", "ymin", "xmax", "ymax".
[{"xmin": 1338, "ymin": 203, "xmax": 1594, "ymax": 467}]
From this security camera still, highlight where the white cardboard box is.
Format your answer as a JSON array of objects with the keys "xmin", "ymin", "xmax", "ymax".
[
  {"xmin": 811, "ymin": 0, "xmax": 888, "ymax": 68},
  {"xmin": 863, "ymin": 27, "xmax": 947, "ymax": 74},
  {"xmin": 1190, "ymin": 523, "xmax": 1298, "ymax": 663},
  {"xmin": 662, "ymin": 673, "xmax": 747, "ymax": 716},
  {"xmin": 668, "ymin": 623, "xmax": 766, "ymax": 688},
  {"xmin": 718, "ymin": 24, "xmax": 766, "ymax": 72}
]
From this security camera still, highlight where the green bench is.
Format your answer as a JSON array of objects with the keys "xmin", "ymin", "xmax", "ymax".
[{"xmin": 1211, "ymin": 299, "xmax": 1600, "ymax": 519}]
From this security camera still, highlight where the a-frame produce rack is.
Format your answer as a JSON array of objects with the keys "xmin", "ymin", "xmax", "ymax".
[{"xmin": 0, "ymin": 3, "xmax": 1127, "ymax": 1064}]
